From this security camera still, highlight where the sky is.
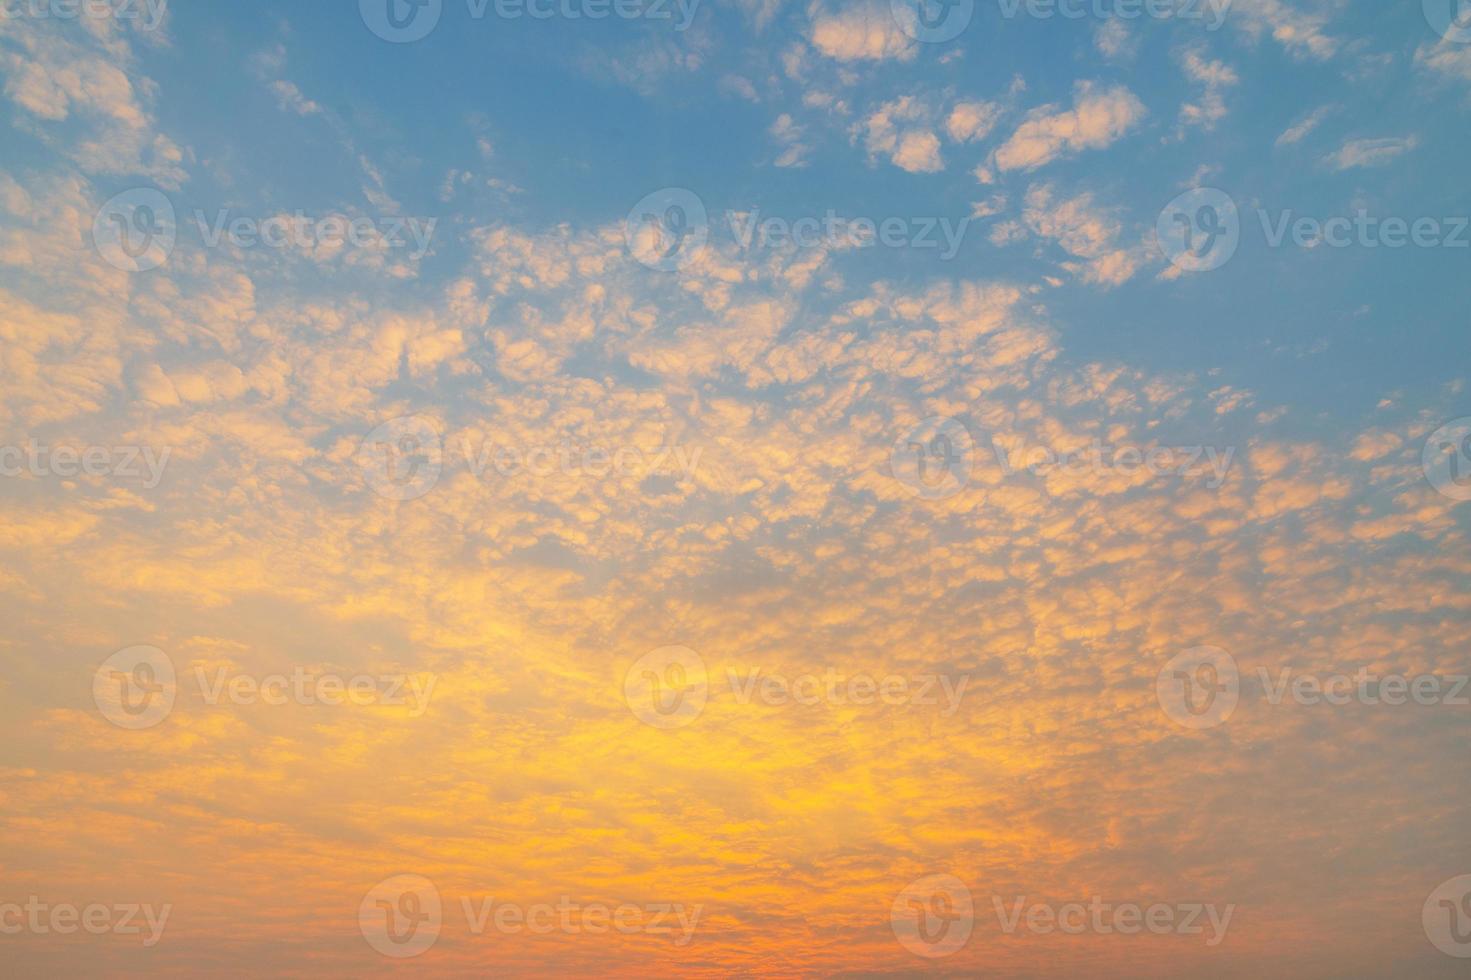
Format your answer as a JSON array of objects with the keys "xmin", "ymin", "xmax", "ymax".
[{"xmin": 2, "ymin": 0, "xmax": 1471, "ymax": 976}]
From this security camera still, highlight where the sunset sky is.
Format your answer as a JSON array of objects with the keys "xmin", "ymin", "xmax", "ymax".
[{"xmin": 2, "ymin": 0, "xmax": 1471, "ymax": 976}]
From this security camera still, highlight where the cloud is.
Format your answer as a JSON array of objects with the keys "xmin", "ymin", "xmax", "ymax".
[
  {"xmin": 1094, "ymin": 20, "xmax": 1137, "ymax": 60},
  {"xmin": 809, "ymin": 3, "xmax": 914, "ymax": 62},
  {"xmin": 946, "ymin": 100, "xmax": 1002, "ymax": 143},
  {"xmin": 994, "ymin": 83, "xmax": 1144, "ymax": 172},
  {"xmin": 1276, "ymin": 104, "xmax": 1335, "ymax": 146},
  {"xmin": 1229, "ymin": 0, "xmax": 1338, "ymax": 60},
  {"xmin": 1176, "ymin": 49, "xmax": 1237, "ymax": 134},
  {"xmin": 1324, "ymin": 136, "xmax": 1419, "ymax": 171},
  {"xmin": 859, "ymin": 96, "xmax": 943, "ymax": 173},
  {"xmin": 770, "ymin": 113, "xmax": 811, "ymax": 167},
  {"xmin": 1008, "ymin": 183, "xmax": 1145, "ymax": 288},
  {"xmin": 1415, "ymin": 37, "xmax": 1471, "ymax": 87}
]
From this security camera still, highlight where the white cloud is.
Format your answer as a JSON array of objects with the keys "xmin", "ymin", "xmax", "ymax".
[
  {"xmin": 1176, "ymin": 49, "xmax": 1237, "ymax": 134},
  {"xmin": 1094, "ymin": 20, "xmax": 1136, "ymax": 60},
  {"xmin": 946, "ymin": 100, "xmax": 1002, "ymax": 143},
  {"xmin": 1276, "ymin": 104, "xmax": 1335, "ymax": 146},
  {"xmin": 994, "ymin": 83, "xmax": 1145, "ymax": 172},
  {"xmin": 1004, "ymin": 184, "xmax": 1145, "ymax": 288},
  {"xmin": 770, "ymin": 113, "xmax": 812, "ymax": 168},
  {"xmin": 1324, "ymin": 136, "xmax": 1419, "ymax": 171},
  {"xmin": 859, "ymin": 96, "xmax": 943, "ymax": 173},
  {"xmin": 809, "ymin": 3, "xmax": 914, "ymax": 62}
]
